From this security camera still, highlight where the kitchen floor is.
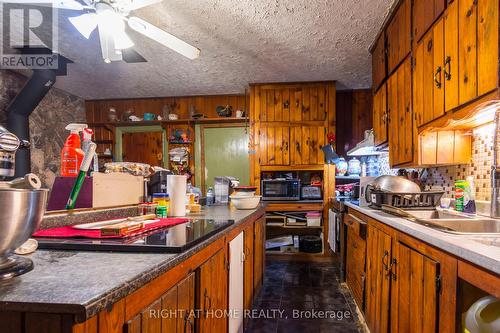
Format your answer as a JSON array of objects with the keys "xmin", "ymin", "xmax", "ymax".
[{"xmin": 245, "ymin": 257, "xmax": 363, "ymax": 333}]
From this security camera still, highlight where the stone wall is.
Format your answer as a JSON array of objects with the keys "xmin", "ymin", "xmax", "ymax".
[{"xmin": 0, "ymin": 70, "xmax": 86, "ymax": 187}]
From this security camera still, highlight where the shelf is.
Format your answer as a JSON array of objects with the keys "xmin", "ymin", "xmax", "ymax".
[
  {"xmin": 335, "ymin": 175, "xmax": 360, "ymax": 180},
  {"xmin": 88, "ymin": 117, "xmax": 248, "ymax": 128},
  {"xmin": 266, "ymin": 224, "xmax": 323, "ymax": 229}
]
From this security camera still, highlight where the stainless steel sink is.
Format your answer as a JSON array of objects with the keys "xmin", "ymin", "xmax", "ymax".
[{"xmin": 381, "ymin": 205, "xmax": 500, "ymax": 236}]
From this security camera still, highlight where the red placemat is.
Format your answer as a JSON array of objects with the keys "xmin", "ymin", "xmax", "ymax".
[{"xmin": 33, "ymin": 218, "xmax": 189, "ymax": 239}]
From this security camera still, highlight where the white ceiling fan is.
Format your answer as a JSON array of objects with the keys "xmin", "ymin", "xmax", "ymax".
[{"xmin": 4, "ymin": 0, "xmax": 201, "ymax": 63}]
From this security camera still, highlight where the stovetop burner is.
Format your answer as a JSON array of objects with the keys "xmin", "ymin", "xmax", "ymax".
[{"xmin": 36, "ymin": 218, "xmax": 235, "ymax": 253}]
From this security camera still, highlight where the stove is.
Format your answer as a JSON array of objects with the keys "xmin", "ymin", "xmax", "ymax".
[{"xmin": 36, "ymin": 218, "xmax": 234, "ymax": 253}]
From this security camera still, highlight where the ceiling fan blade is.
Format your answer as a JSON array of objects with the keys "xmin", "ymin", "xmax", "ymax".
[
  {"xmin": 68, "ymin": 13, "xmax": 97, "ymax": 39},
  {"xmin": 121, "ymin": 48, "xmax": 147, "ymax": 63},
  {"xmin": 128, "ymin": 16, "xmax": 200, "ymax": 60},
  {"xmin": 0, "ymin": 0, "xmax": 86, "ymax": 10},
  {"xmin": 97, "ymin": 22, "xmax": 122, "ymax": 63},
  {"xmin": 128, "ymin": 0, "xmax": 162, "ymax": 11}
]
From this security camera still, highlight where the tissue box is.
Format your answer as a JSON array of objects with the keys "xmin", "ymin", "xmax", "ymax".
[{"xmin": 306, "ymin": 211, "xmax": 322, "ymax": 227}]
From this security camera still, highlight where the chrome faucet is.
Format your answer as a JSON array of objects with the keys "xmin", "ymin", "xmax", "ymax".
[{"xmin": 491, "ymin": 109, "xmax": 500, "ymax": 218}]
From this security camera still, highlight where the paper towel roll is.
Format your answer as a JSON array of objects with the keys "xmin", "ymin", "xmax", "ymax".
[{"xmin": 167, "ymin": 175, "xmax": 187, "ymax": 216}]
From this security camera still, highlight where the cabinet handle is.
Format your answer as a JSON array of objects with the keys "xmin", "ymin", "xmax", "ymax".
[
  {"xmin": 203, "ymin": 289, "xmax": 212, "ymax": 312},
  {"xmin": 444, "ymin": 56, "xmax": 452, "ymax": 81},
  {"xmin": 382, "ymin": 250, "xmax": 389, "ymax": 271},
  {"xmin": 434, "ymin": 66, "xmax": 442, "ymax": 88},
  {"xmin": 296, "ymin": 142, "xmax": 301, "ymax": 154},
  {"xmin": 284, "ymin": 141, "xmax": 289, "ymax": 151},
  {"xmin": 388, "ymin": 258, "xmax": 397, "ymax": 280},
  {"xmin": 183, "ymin": 313, "xmax": 194, "ymax": 333}
]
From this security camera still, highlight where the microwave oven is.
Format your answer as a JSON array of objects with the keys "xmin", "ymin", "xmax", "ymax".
[{"xmin": 261, "ymin": 179, "xmax": 301, "ymax": 201}]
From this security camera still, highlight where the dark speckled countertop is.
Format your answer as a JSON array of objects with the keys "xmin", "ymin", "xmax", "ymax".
[{"xmin": 0, "ymin": 205, "xmax": 265, "ymax": 322}]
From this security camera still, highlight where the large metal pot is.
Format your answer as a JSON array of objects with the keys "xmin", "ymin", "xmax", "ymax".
[
  {"xmin": 0, "ymin": 188, "xmax": 48, "ymax": 276},
  {"xmin": 365, "ymin": 175, "xmax": 421, "ymax": 205}
]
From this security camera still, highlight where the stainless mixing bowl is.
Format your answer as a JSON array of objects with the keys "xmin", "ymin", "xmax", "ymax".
[{"xmin": 0, "ymin": 188, "xmax": 48, "ymax": 268}]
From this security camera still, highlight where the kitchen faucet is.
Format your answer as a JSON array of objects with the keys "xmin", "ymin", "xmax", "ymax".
[{"xmin": 491, "ymin": 109, "xmax": 500, "ymax": 218}]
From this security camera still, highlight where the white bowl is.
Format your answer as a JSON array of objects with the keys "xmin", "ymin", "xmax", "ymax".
[
  {"xmin": 231, "ymin": 191, "xmax": 256, "ymax": 198},
  {"xmin": 231, "ymin": 195, "xmax": 261, "ymax": 210}
]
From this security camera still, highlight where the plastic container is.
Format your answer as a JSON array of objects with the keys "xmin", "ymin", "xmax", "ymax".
[
  {"xmin": 206, "ymin": 187, "xmax": 214, "ymax": 206},
  {"xmin": 306, "ymin": 211, "xmax": 322, "ymax": 227},
  {"xmin": 60, "ymin": 124, "xmax": 87, "ymax": 177},
  {"xmin": 156, "ymin": 205, "xmax": 167, "ymax": 218},
  {"xmin": 152, "ymin": 193, "xmax": 168, "ymax": 206},
  {"xmin": 464, "ymin": 296, "xmax": 500, "ymax": 333},
  {"xmin": 138, "ymin": 202, "xmax": 158, "ymax": 216}
]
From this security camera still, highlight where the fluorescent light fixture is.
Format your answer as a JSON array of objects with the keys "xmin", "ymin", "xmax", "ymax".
[
  {"xmin": 128, "ymin": 16, "xmax": 200, "ymax": 59},
  {"xmin": 69, "ymin": 13, "xmax": 97, "ymax": 39}
]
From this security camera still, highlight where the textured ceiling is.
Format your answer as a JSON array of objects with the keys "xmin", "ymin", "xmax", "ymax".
[{"xmin": 20, "ymin": 0, "xmax": 394, "ymax": 99}]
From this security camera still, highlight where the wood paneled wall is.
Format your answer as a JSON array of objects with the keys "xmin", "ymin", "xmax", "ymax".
[
  {"xmin": 85, "ymin": 94, "xmax": 247, "ymax": 123},
  {"xmin": 336, "ymin": 89, "xmax": 373, "ymax": 157}
]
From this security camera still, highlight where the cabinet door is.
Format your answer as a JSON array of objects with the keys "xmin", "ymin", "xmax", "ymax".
[
  {"xmin": 229, "ymin": 232, "xmax": 244, "ymax": 333},
  {"xmin": 387, "ymin": 72, "xmax": 399, "ymax": 164},
  {"xmin": 387, "ymin": 0, "xmax": 411, "ymax": 73},
  {"xmin": 258, "ymin": 126, "xmax": 290, "ymax": 165},
  {"xmin": 477, "ymin": 0, "xmax": 499, "ymax": 96},
  {"xmin": 458, "ymin": 0, "xmax": 478, "ymax": 104},
  {"xmin": 258, "ymin": 88, "xmax": 290, "ymax": 122},
  {"xmin": 346, "ymin": 230, "xmax": 366, "ymax": 309},
  {"xmin": 253, "ymin": 217, "xmax": 265, "ymax": 295},
  {"xmin": 372, "ymin": 34, "xmax": 386, "ymax": 90},
  {"xmin": 243, "ymin": 224, "xmax": 254, "ymax": 320},
  {"xmin": 289, "ymin": 86, "xmax": 328, "ymax": 122},
  {"xmin": 373, "ymin": 84, "xmax": 388, "ymax": 146},
  {"xmin": 389, "ymin": 57, "xmax": 413, "ymax": 167},
  {"xmin": 198, "ymin": 249, "xmax": 228, "ymax": 333},
  {"xmin": 413, "ymin": 0, "xmax": 446, "ymax": 42},
  {"xmin": 160, "ymin": 288, "xmax": 177, "ymax": 333},
  {"xmin": 365, "ymin": 226, "xmax": 392, "ymax": 333},
  {"xmin": 290, "ymin": 126, "xmax": 325, "ymax": 165},
  {"xmin": 177, "ymin": 273, "xmax": 195, "ymax": 333},
  {"xmin": 390, "ymin": 242, "xmax": 439, "ymax": 333},
  {"xmin": 444, "ymin": 0, "xmax": 460, "ymax": 112}
]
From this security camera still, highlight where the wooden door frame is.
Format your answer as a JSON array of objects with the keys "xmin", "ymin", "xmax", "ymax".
[
  {"xmin": 115, "ymin": 125, "xmax": 167, "ymax": 166},
  {"xmin": 199, "ymin": 123, "xmax": 251, "ymax": 193}
]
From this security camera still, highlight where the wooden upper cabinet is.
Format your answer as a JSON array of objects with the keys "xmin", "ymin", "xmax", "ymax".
[
  {"xmin": 373, "ymin": 83, "xmax": 388, "ymax": 146},
  {"xmin": 414, "ymin": 17, "xmax": 447, "ymax": 128},
  {"xmin": 444, "ymin": 0, "xmax": 460, "ymax": 112},
  {"xmin": 289, "ymin": 86, "xmax": 328, "ymax": 122},
  {"xmin": 290, "ymin": 126, "xmax": 326, "ymax": 165},
  {"xmin": 477, "ymin": 0, "xmax": 499, "ymax": 96},
  {"xmin": 388, "ymin": 57, "xmax": 413, "ymax": 167},
  {"xmin": 458, "ymin": 0, "xmax": 478, "ymax": 104},
  {"xmin": 257, "ymin": 88, "xmax": 291, "ymax": 122},
  {"xmin": 258, "ymin": 125, "xmax": 290, "ymax": 166},
  {"xmin": 386, "ymin": 0, "xmax": 411, "ymax": 74},
  {"xmin": 413, "ymin": 0, "xmax": 446, "ymax": 43},
  {"xmin": 372, "ymin": 33, "xmax": 386, "ymax": 90}
]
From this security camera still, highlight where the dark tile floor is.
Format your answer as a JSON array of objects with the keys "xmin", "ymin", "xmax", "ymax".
[{"xmin": 245, "ymin": 258, "xmax": 362, "ymax": 333}]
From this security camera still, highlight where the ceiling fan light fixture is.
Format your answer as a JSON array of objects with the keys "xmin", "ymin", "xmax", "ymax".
[
  {"xmin": 69, "ymin": 13, "xmax": 97, "ymax": 39},
  {"xmin": 128, "ymin": 16, "xmax": 200, "ymax": 60}
]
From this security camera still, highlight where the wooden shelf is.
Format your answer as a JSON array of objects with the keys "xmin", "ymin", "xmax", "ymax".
[
  {"xmin": 88, "ymin": 117, "xmax": 248, "ymax": 128},
  {"xmin": 266, "ymin": 224, "xmax": 322, "ymax": 229}
]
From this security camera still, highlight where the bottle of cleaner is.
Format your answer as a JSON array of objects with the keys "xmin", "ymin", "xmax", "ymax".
[
  {"xmin": 60, "ymin": 123, "xmax": 87, "ymax": 177},
  {"xmin": 82, "ymin": 128, "xmax": 99, "ymax": 174}
]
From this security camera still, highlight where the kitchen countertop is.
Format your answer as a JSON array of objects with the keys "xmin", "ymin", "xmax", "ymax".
[
  {"xmin": 343, "ymin": 201, "xmax": 500, "ymax": 275},
  {"xmin": 0, "ymin": 205, "xmax": 265, "ymax": 322}
]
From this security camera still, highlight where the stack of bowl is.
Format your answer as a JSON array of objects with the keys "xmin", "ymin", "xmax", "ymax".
[{"xmin": 230, "ymin": 186, "xmax": 261, "ymax": 210}]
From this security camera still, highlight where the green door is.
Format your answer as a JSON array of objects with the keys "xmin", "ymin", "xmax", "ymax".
[{"xmin": 202, "ymin": 127, "xmax": 250, "ymax": 191}]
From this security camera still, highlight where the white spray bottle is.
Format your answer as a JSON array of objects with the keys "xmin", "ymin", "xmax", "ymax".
[{"xmin": 82, "ymin": 128, "xmax": 99, "ymax": 174}]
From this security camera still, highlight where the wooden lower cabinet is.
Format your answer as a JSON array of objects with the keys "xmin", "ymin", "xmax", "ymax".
[
  {"xmin": 365, "ymin": 225, "xmax": 392, "ymax": 333},
  {"xmin": 253, "ymin": 217, "xmax": 265, "ymax": 296},
  {"xmin": 349, "ymin": 209, "xmax": 458, "ymax": 333},
  {"xmin": 390, "ymin": 242, "xmax": 439, "ymax": 333},
  {"xmin": 198, "ymin": 249, "xmax": 228, "ymax": 333},
  {"xmin": 125, "ymin": 273, "xmax": 195, "ymax": 333},
  {"xmin": 243, "ymin": 224, "xmax": 254, "ymax": 324},
  {"xmin": 345, "ymin": 214, "xmax": 367, "ymax": 310}
]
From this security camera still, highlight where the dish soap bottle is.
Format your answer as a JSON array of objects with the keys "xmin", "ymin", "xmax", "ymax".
[
  {"xmin": 60, "ymin": 123, "xmax": 87, "ymax": 177},
  {"xmin": 464, "ymin": 176, "xmax": 476, "ymax": 214}
]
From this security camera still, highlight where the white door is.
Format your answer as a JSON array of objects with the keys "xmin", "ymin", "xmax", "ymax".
[{"xmin": 229, "ymin": 231, "xmax": 244, "ymax": 333}]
